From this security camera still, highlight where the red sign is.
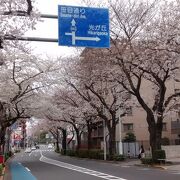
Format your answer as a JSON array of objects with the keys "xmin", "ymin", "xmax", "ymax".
[
  {"xmin": 14, "ymin": 134, "xmax": 22, "ymax": 140},
  {"xmin": 0, "ymin": 155, "xmax": 4, "ymax": 163}
]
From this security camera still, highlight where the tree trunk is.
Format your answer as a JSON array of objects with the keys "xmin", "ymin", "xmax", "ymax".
[
  {"xmin": 56, "ymin": 141, "xmax": 60, "ymax": 152},
  {"xmin": 148, "ymin": 115, "xmax": 163, "ymax": 159},
  {"xmin": 62, "ymin": 129, "xmax": 67, "ymax": 154},
  {"xmin": 0, "ymin": 102, "xmax": 6, "ymax": 152},
  {"xmin": 0, "ymin": 127, "xmax": 6, "ymax": 153},
  {"xmin": 108, "ymin": 129, "xmax": 116, "ymax": 156},
  {"xmin": 107, "ymin": 120, "xmax": 116, "ymax": 156},
  {"xmin": 56, "ymin": 129, "xmax": 60, "ymax": 152},
  {"xmin": 73, "ymin": 126, "xmax": 81, "ymax": 151},
  {"xmin": 76, "ymin": 130, "xmax": 81, "ymax": 151},
  {"xmin": 87, "ymin": 122, "xmax": 92, "ymax": 150}
]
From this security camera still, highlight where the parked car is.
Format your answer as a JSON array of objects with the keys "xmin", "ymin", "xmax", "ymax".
[
  {"xmin": 48, "ymin": 144, "xmax": 53, "ymax": 149},
  {"xmin": 25, "ymin": 148, "xmax": 31, "ymax": 153},
  {"xmin": 35, "ymin": 145, "xmax": 40, "ymax": 149},
  {"xmin": 31, "ymin": 146, "xmax": 36, "ymax": 151}
]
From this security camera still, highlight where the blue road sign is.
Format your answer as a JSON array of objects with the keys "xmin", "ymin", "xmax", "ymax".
[{"xmin": 58, "ymin": 5, "xmax": 110, "ymax": 48}]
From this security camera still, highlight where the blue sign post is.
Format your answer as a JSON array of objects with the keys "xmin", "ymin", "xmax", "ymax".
[{"xmin": 58, "ymin": 5, "xmax": 110, "ymax": 48}]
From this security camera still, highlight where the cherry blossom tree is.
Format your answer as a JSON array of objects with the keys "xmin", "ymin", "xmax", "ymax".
[
  {"xmin": 0, "ymin": 0, "xmax": 40, "ymax": 150},
  {"xmin": 107, "ymin": 0, "xmax": 180, "ymax": 157},
  {"xmin": 53, "ymin": 87, "xmax": 102, "ymax": 150},
  {"xmin": 0, "ymin": 47, "xmax": 60, "ymax": 150},
  {"xmin": 45, "ymin": 90, "xmax": 88, "ymax": 151},
  {"xmin": 0, "ymin": 0, "xmax": 39, "ymax": 50},
  {"xmin": 61, "ymin": 52, "xmax": 129, "ymax": 155}
]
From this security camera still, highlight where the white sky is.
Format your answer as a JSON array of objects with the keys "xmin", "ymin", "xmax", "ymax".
[{"xmin": 26, "ymin": 0, "xmax": 85, "ymax": 58}]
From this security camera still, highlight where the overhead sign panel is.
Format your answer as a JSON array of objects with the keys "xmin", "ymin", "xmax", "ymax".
[{"xmin": 58, "ymin": 5, "xmax": 110, "ymax": 48}]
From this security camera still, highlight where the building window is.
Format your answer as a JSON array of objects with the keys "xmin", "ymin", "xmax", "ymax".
[
  {"xmin": 171, "ymin": 120, "xmax": 180, "ymax": 134},
  {"xmin": 162, "ymin": 123, "xmax": 167, "ymax": 131},
  {"xmin": 126, "ymin": 107, "xmax": 132, "ymax": 116},
  {"xmin": 123, "ymin": 123, "xmax": 133, "ymax": 131}
]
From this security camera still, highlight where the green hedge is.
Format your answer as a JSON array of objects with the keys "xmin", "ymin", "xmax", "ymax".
[
  {"xmin": 62, "ymin": 149, "xmax": 125, "ymax": 161},
  {"xmin": 111, "ymin": 154, "xmax": 126, "ymax": 161},
  {"xmin": 77, "ymin": 149, "xmax": 89, "ymax": 158},
  {"xmin": 55, "ymin": 149, "xmax": 60, "ymax": 153},
  {"xmin": 141, "ymin": 158, "xmax": 153, "ymax": 165},
  {"xmin": 88, "ymin": 149, "xmax": 104, "ymax": 160},
  {"xmin": 65, "ymin": 150, "xmax": 77, "ymax": 156},
  {"xmin": 0, "ymin": 164, "xmax": 3, "ymax": 176},
  {"xmin": 60, "ymin": 149, "xmax": 67, "ymax": 155},
  {"xmin": 4, "ymin": 151, "xmax": 13, "ymax": 161},
  {"xmin": 141, "ymin": 150, "xmax": 166, "ymax": 165},
  {"xmin": 153, "ymin": 150, "xmax": 166, "ymax": 163}
]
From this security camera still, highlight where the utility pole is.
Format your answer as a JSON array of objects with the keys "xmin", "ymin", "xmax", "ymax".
[
  {"xmin": 103, "ymin": 119, "xmax": 107, "ymax": 160},
  {"xmin": 119, "ymin": 114, "xmax": 123, "ymax": 155}
]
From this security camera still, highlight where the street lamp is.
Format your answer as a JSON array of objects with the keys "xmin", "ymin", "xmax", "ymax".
[
  {"xmin": 118, "ymin": 115, "xmax": 123, "ymax": 155},
  {"xmin": 118, "ymin": 108, "xmax": 123, "ymax": 155}
]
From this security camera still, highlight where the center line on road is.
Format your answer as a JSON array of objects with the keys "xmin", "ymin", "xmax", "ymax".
[{"xmin": 39, "ymin": 154, "xmax": 127, "ymax": 180}]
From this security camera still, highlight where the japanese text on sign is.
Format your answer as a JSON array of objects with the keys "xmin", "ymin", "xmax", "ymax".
[{"xmin": 60, "ymin": 6, "xmax": 86, "ymax": 19}]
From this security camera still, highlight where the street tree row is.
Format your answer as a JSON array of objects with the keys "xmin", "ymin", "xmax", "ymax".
[{"xmin": 41, "ymin": 0, "xmax": 180, "ymax": 158}]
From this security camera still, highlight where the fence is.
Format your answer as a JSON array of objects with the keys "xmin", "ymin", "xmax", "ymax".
[{"xmin": 116, "ymin": 141, "xmax": 140, "ymax": 157}]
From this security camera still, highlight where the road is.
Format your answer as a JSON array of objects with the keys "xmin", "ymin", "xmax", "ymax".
[{"xmin": 9, "ymin": 145, "xmax": 180, "ymax": 180}]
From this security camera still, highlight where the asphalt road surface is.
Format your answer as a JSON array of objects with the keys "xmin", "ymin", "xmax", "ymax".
[{"xmin": 10, "ymin": 145, "xmax": 180, "ymax": 180}]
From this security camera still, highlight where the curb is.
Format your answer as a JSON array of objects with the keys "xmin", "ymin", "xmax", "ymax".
[
  {"xmin": 152, "ymin": 165, "xmax": 167, "ymax": 170},
  {"xmin": 134, "ymin": 163, "xmax": 167, "ymax": 170},
  {"xmin": 3, "ymin": 154, "xmax": 15, "ymax": 180},
  {"xmin": 59, "ymin": 154, "xmax": 127, "ymax": 164}
]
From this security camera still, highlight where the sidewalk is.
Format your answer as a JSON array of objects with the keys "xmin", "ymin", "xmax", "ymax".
[
  {"xmin": 4, "ymin": 158, "xmax": 12, "ymax": 180},
  {"xmin": 163, "ymin": 158, "xmax": 180, "ymax": 171},
  {"xmin": 121, "ymin": 157, "xmax": 180, "ymax": 171}
]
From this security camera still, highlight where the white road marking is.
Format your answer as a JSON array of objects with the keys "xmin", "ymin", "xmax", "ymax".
[
  {"xmin": 29, "ymin": 151, "xmax": 33, "ymax": 156},
  {"xmin": 27, "ymin": 149, "xmax": 53, "ymax": 156},
  {"xmin": 39, "ymin": 154, "xmax": 127, "ymax": 180},
  {"xmin": 170, "ymin": 171, "xmax": 180, "ymax": 175},
  {"xmin": 173, "ymin": 172, "xmax": 180, "ymax": 175},
  {"xmin": 139, "ymin": 168, "xmax": 150, "ymax": 171},
  {"xmin": 121, "ymin": 166, "xmax": 130, "ymax": 168},
  {"xmin": 25, "ymin": 167, "xmax": 31, "ymax": 171},
  {"xmin": 33, "ymin": 149, "xmax": 54, "ymax": 152}
]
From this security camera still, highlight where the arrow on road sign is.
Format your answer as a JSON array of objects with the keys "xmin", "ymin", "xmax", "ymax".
[
  {"xmin": 71, "ymin": 19, "xmax": 76, "ymax": 26},
  {"xmin": 75, "ymin": 36, "xmax": 100, "ymax": 41},
  {"xmin": 65, "ymin": 19, "xmax": 101, "ymax": 45},
  {"xmin": 65, "ymin": 32, "xmax": 101, "ymax": 44}
]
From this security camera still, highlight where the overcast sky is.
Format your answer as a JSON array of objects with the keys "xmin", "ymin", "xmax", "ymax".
[{"xmin": 26, "ymin": 0, "xmax": 85, "ymax": 58}]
